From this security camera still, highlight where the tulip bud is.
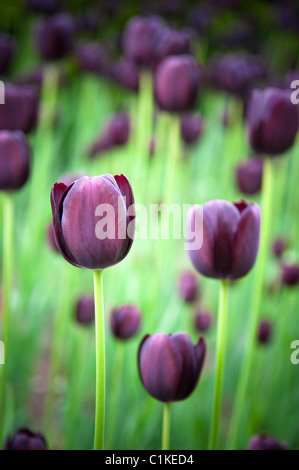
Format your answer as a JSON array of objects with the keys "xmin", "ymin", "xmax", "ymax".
[
  {"xmin": 236, "ymin": 158, "xmax": 263, "ymax": 195},
  {"xmin": 122, "ymin": 15, "xmax": 165, "ymax": 67},
  {"xmin": 75, "ymin": 42, "xmax": 106, "ymax": 75},
  {"xmin": 247, "ymin": 87, "xmax": 299, "ymax": 156},
  {"xmin": 152, "ymin": 27, "xmax": 191, "ymax": 66},
  {"xmin": 180, "ymin": 113, "xmax": 204, "ymax": 145},
  {"xmin": 50, "ymin": 174, "xmax": 135, "ymax": 270},
  {"xmin": 154, "ymin": 55, "xmax": 201, "ymax": 113},
  {"xmin": 34, "ymin": 13, "xmax": 75, "ymax": 61},
  {"xmin": 0, "ymin": 131, "xmax": 31, "ymax": 191},
  {"xmin": 110, "ymin": 59, "xmax": 140, "ymax": 93},
  {"xmin": 138, "ymin": 333, "xmax": 206, "ymax": 402},
  {"xmin": 110, "ymin": 305, "xmax": 141, "ymax": 340},
  {"xmin": 194, "ymin": 310, "xmax": 213, "ymax": 333},
  {"xmin": 88, "ymin": 113, "xmax": 130, "ymax": 158},
  {"xmin": 272, "ymin": 237, "xmax": 288, "ymax": 259},
  {"xmin": 0, "ymin": 84, "xmax": 39, "ymax": 134},
  {"xmin": 249, "ymin": 434, "xmax": 288, "ymax": 450},
  {"xmin": 75, "ymin": 295, "xmax": 95, "ymax": 325},
  {"xmin": 281, "ymin": 263, "xmax": 299, "ymax": 286},
  {"xmin": 4, "ymin": 428, "xmax": 47, "ymax": 450},
  {"xmin": 178, "ymin": 271, "xmax": 199, "ymax": 303},
  {"xmin": 0, "ymin": 33, "xmax": 15, "ymax": 74},
  {"xmin": 257, "ymin": 319, "xmax": 273, "ymax": 344},
  {"xmin": 187, "ymin": 199, "xmax": 260, "ymax": 280}
]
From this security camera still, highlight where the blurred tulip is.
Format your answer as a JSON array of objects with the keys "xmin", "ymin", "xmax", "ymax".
[
  {"xmin": 0, "ymin": 34, "xmax": 15, "ymax": 75},
  {"xmin": 247, "ymin": 87, "xmax": 299, "ymax": 156},
  {"xmin": 249, "ymin": 434, "xmax": 288, "ymax": 450},
  {"xmin": 178, "ymin": 271, "xmax": 199, "ymax": 303},
  {"xmin": 122, "ymin": 15, "xmax": 165, "ymax": 67},
  {"xmin": 257, "ymin": 319, "xmax": 273, "ymax": 344},
  {"xmin": 138, "ymin": 333, "xmax": 206, "ymax": 402},
  {"xmin": 4, "ymin": 428, "xmax": 47, "ymax": 450},
  {"xmin": 272, "ymin": 237, "xmax": 288, "ymax": 259},
  {"xmin": 187, "ymin": 200, "xmax": 260, "ymax": 280},
  {"xmin": 180, "ymin": 113, "xmax": 204, "ymax": 145},
  {"xmin": 50, "ymin": 174, "xmax": 135, "ymax": 270},
  {"xmin": 110, "ymin": 305, "xmax": 141, "ymax": 340},
  {"xmin": 88, "ymin": 113, "xmax": 130, "ymax": 158},
  {"xmin": 34, "ymin": 13, "xmax": 75, "ymax": 61},
  {"xmin": 152, "ymin": 27, "xmax": 191, "ymax": 66},
  {"xmin": 110, "ymin": 58, "xmax": 140, "ymax": 93},
  {"xmin": 281, "ymin": 263, "xmax": 299, "ymax": 286},
  {"xmin": 75, "ymin": 295, "xmax": 95, "ymax": 325},
  {"xmin": 0, "ymin": 131, "xmax": 31, "ymax": 191},
  {"xmin": 0, "ymin": 84, "xmax": 39, "ymax": 134},
  {"xmin": 236, "ymin": 158, "xmax": 263, "ymax": 195},
  {"xmin": 154, "ymin": 55, "xmax": 201, "ymax": 113},
  {"xmin": 75, "ymin": 42, "xmax": 107, "ymax": 75},
  {"xmin": 25, "ymin": 0, "xmax": 62, "ymax": 15},
  {"xmin": 194, "ymin": 310, "xmax": 213, "ymax": 333}
]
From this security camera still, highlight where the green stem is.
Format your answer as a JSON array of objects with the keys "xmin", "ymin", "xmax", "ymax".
[
  {"xmin": 228, "ymin": 156, "xmax": 274, "ymax": 450},
  {"xmin": 208, "ymin": 279, "xmax": 229, "ymax": 450},
  {"xmin": 0, "ymin": 192, "xmax": 14, "ymax": 446},
  {"xmin": 162, "ymin": 402, "xmax": 171, "ymax": 450},
  {"xmin": 163, "ymin": 115, "xmax": 181, "ymax": 205},
  {"xmin": 93, "ymin": 269, "xmax": 105, "ymax": 451}
]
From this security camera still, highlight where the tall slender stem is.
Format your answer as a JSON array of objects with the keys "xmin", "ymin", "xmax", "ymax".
[
  {"xmin": 228, "ymin": 156, "xmax": 274, "ymax": 449},
  {"xmin": 0, "ymin": 192, "xmax": 14, "ymax": 446},
  {"xmin": 162, "ymin": 402, "xmax": 171, "ymax": 450},
  {"xmin": 93, "ymin": 269, "xmax": 105, "ymax": 450},
  {"xmin": 163, "ymin": 115, "xmax": 181, "ymax": 205},
  {"xmin": 208, "ymin": 279, "xmax": 229, "ymax": 450}
]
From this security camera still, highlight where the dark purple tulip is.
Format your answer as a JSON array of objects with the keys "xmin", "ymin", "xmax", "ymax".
[
  {"xmin": 110, "ymin": 305, "xmax": 141, "ymax": 340},
  {"xmin": 46, "ymin": 223, "xmax": 59, "ymax": 253},
  {"xmin": 122, "ymin": 15, "xmax": 165, "ymax": 67},
  {"xmin": 0, "ymin": 84, "xmax": 39, "ymax": 134},
  {"xmin": 4, "ymin": 428, "xmax": 47, "ymax": 450},
  {"xmin": 152, "ymin": 27, "xmax": 191, "ymax": 67},
  {"xmin": 50, "ymin": 174, "xmax": 135, "ymax": 270},
  {"xmin": 236, "ymin": 158, "xmax": 263, "ymax": 195},
  {"xmin": 110, "ymin": 59, "xmax": 140, "ymax": 93},
  {"xmin": 34, "ymin": 13, "xmax": 75, "ymax": 61},
  {"xmin": 194, "ymin": 310, "xmax": 213, "ymax": 333},
  {"xmin": 25, "ymin": 0, "xmax": 62, "ymax": 15},
  {"xmin": 178, "ymin": 271, "xmax": 199, "ymax": 303},
  {"xmin": 281, "ymin": 263, "xmax": 299, "ymax": 286},
  {"xmin": 187, "ymin": 199, "xmax": 260, "ymax": 281},
  {"xmin": 257, "ymin": 320, "xmax": 273, "ymax": 345},
  {"xmin": 75, "ymin": 295, "xmax": 95, "ymax": 325},
  {"xmin": 88, "ymin": 113, "xmax": 130, "ymax": 158},
  {"xmin": 154, "ymin": 55, "xmax": 201, "ymax": 113},
  {"xmin": 249, "ymin": 434, "xmax": 288, "ymax": 450},
  {"xmin": 272, "ymin": 237, "xmax": 288, "ymax": 259},
  {"xmin": 138, "ymin": 333, "xmax": 206, "ymax": 402},
  {"xmin": 247, "ymin": 87, "xmax": 299, "ymax": 156},
  {"xmin": 0, "ymin": 131, "xmax": 31, "ymax": 191},
  {"xmin": 0, "ymin": 34, "xmax": 15, "ymax": 74},
  {"xmin": 75, "ymin": 42, "xmax": 107, "ymax": 75},
  {"xmin": 180, "ymin": 113, "xmax": 204, "ymax": 145}
]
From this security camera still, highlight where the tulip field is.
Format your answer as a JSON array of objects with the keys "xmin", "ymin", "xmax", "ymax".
[{"xmin": 0, "ymin": 0, "xmax": 299, "ymax": 452}]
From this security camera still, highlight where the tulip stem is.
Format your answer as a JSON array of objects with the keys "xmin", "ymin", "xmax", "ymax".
[
  {"xmin": 208, "ymin": 279, "xmax": 229, "ymax": 450},
  {"xmin": 162, "ymin": 402, "xmax": 171, "ymax": 450},
  {"xmin": 0, "ymin": 192, "xmax": 14, "ymax": 446},
  {"xmin": 228, "ymin": 156, "xmax": 274, "ymax": 449},
  {"xmin": 164, "ymin": 114, "xmax": 181, "ymax": 205},
  {"xmin": 93, "ymin": 269, "xmax": 106, "ymax": 451}
]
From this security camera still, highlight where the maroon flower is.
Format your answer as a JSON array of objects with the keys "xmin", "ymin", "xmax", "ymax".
[
  {"xmin": 257, "ymin": 320, "xmax": 273, "ymax": 344},
  {"xmin": 249, "ymin": 434, "xmax": 288, "ymax": 450},
  {"xmin": 0, "ymin": 84, "xmax": 39, "ymax": 134},
  {"xmin": 0, "ymin": 33, "xmax": 15, "ymax": 74},
  {"xmin": 272, "ymin": 237, "xmax": 288, "ymax": 259},
  {"xmin": 178, "ymin": 271, "xmax": 199, "ymax": 303},
  {"xmin": 236, "ymin": 158, "xmax": 263, "ymax": 195},
  {"xmin": 50, "ymin": 174, "xmax": 135, "ymax": 270},
  {"xmin": 138, "ymin": 333, "xmax": 206, "ymax": 402},
  {"xmin": 0, "ymin": 131, "xmax": 31, "ymax": 191},
  {"xmin": 4, "ymin": 428, "xmax": 47, "ymax": 450},
  {"xmin": 180, "ymin": 113, "xmax": 204, "ymax": 145},
  {"xmin": 34, "ymin": 13, "xmax": 75, "ymax": 61},
  {"xmin": 194, "ymin": 310, "xmax": 213, "ymax": 333},
  {"xmin": 88, "ymin": 113, "xmax": 130, "ymax": 158},
  {"xmin": 75, "ymin": 295, "xmax": 95, "ymax": 325},
  {"xmin": 281, "ymin": 263, "xmax": 299, "ymax": 286},
  {"xmin": 187, "ymin": 199, "xmax": 260, "ymax": 280},
  {"xmin": 247, "ymin": 87, "xmax": 299, "ymax": 156},
  {"xmin": 110, "ymin": 305, "xmax": 141, "ymax": 340}
]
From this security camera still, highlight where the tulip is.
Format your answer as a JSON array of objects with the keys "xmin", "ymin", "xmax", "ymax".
[
  {"xmin": 75, "ymin": 42, "xmax": 107, "ymax": 75},
  {"xmin": 177, "ymin": 271, "xmax": 199, "ymax": 303},
  {"xmin": 25, "ymin": 0, "xmax": 62, "ymax": 15},
  {"xmin": 236, "ymin": 158, "xmax": 263, "ymax": 195},
  {"xmin": 75, "ymin": 295, "xmax": 95, "ymax": 325},
  {"xmin": 281, "ymin": 263, "xmax": 299, "ymax": 286},
  {"xmin": 34, "ymin": 13, "xmax": 75, "ymax": 61},
  {"xmin": 110, "ymin": 58, "xmax": 140, "ymax": 93},
  {"xmin": 110, "ymin": 305, "xmax": 141, "ymax": 340},
  {"xmin": 271, "ymin": 237, "xmax": 288, "ymax": 259},
  {"xmin": 249, "ymin": 434, "xmax": 288, "ymax": 450},
  {"xmin": 4, "ymin": 428, "xmax": 47, "ymax": 450},
  {"xmin": 187, "ymin": 199, "xmax": 260, "ymax": 281},
  {"xmin": 195, "ymin": 310, "xmax": 213, "ymax": 333},
  {"xmin": 0, "ymin": 131, "xmax": 31, "ymax": 191},
  {"xmin": 0, "ymin": 84, "xmax": 39, "ymax": 134},
  {"xmin": 257, "ymin": 320, "xmax": 273, "ymax": 344},
  {"xmin": 88, "ymin": 114, "xmax": 130, "ymax": 158},
  {"xmin": 247, "ymin": 87, "xmax": 299, "ymax": 156},
  {"xmin": 154, "ymin": 55, "xmax": 201, "ymax": 113},
  {"xmin": 152, "ymin": 27, "xmax": 191, "ymax": 67},
  {"xmin": 180, "ymin": 113, "xmax": 204, "ymax": 145},
  {"xmin": 50, "ymin": 174, "xmax": 135, "ymax": 270},
  {"xmin": 0, "ymin": 33, "xmax": 15, "ymax": 75}
]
